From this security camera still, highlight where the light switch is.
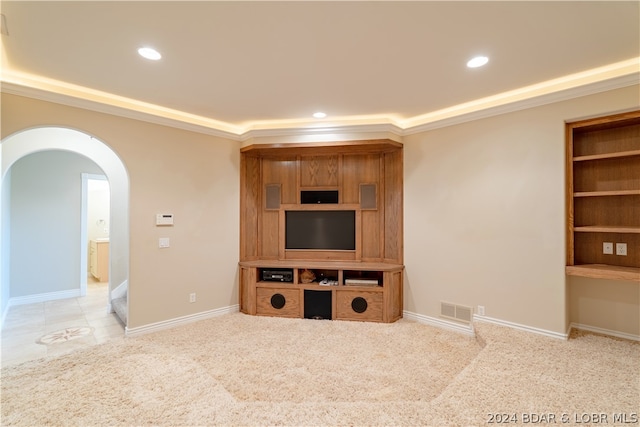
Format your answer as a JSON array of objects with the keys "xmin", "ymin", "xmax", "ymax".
[
  {"xmin": 603, "ymin": 242, "xmax": 614, "ymax": 255},
  {"xmin": 159, "ymin": 237, "xmax": 170, "ymax": 248}
]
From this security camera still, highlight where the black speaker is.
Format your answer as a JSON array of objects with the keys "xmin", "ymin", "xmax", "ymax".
[
  {"xmin": 304, "ymin": 290, "xmax": 332, "ymax": 319},
  {"xmin": 351, "ymin": 297, "xmax": 368, "ymax": 313},
  {"xmin": 301, "ymin": 190, "xmax": 339, "ymax": 204},
  {"xmin": 270, "ymin": 293, "xmax": 286, "ymax": 309}
]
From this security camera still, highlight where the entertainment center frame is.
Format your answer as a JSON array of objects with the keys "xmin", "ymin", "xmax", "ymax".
[{"xmin": 239, "ymin": 140, "xmax": 404, "ymax": 323}]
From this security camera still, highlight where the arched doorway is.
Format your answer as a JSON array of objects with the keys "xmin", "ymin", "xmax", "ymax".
[{"xmin": 1, "ymin": 127, "xmax": 129, "ymax": 325}]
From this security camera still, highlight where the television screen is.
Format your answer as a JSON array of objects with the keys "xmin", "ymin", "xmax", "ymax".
[{"xmin": 285, "ymin": 210, "xmax": 355, "ymax": 250}]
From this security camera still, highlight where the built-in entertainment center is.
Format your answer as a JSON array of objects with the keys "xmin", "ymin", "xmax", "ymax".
[{"xmin": 239, "ymin": 139, "xmax": 404, "ymax": 323}]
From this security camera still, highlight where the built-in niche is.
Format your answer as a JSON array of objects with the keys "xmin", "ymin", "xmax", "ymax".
[{"xmin": 239, "ymin": 139, "xmax": 403, "ymax": 264}]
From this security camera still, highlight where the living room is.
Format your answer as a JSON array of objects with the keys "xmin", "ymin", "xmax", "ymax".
[{"xmin": 0, "ymin": 2, "xmax": 638, "ymax": 424}]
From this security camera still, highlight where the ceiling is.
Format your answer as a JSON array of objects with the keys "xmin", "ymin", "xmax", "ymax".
[{"xmin": 1, "ymin": 1, "xmax": 639, "ymax": 137}]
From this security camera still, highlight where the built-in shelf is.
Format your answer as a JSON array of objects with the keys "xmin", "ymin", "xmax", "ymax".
[
  {"xmin": 566, "ymin": 110, "xmax": 640, "ymax": 284},
  {"xmin": 574, "ymin": 226, "xmax": 640, "ymax": 234},
  {"xmin": 573, "ymin": 149, "xmax": 640, "ymax": 162},
  {"xmin": 566, "ymin": 264, "xmax": 640, "ymax": 283},
  {"xmin": 574, "ymin": 190, "xmax": 640, "ymax": 197}
]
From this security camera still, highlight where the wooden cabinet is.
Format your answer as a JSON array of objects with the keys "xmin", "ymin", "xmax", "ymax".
[
  {"xmin": 335, "ymin": 289, "xmax": 384, "ymax": 322},
  {"xmin": 566, "ymin": 110, "xmax": 640, "ymax": 282},
  {"xmin": 256, "ymin": 287, "xmax": 301, "ymax": 318},
  {"xmin": 239, "ymin": 260, "xmax": 403, "ymax": 323},
  {"xmin": 90, "ymin": 239, "xmax": 109, "ymax": 282},
  {"xmin": 239, "ymin": 140, "xmax": 404, "ymax": 323},
  {"xmin": 240, "ymin": 140, "xmax": 403, "ymax": 263}
]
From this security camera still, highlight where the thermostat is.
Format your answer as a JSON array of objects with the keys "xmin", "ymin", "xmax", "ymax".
[{"xmin": 156, "ymin": 213, "xmax": 174, "ymax": 226}]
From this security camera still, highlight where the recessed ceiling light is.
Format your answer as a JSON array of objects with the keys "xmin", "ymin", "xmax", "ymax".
[
  {"xmin": 138, "ymin": 47, "xmax": 162, "ymax": 61},
  {"xmin": 467, "ymin": 56, "xmax": 489, "ymax": 68},
  {"xmin": 313, "ymin": 112, "xmax": 327, "ymax": 119}
]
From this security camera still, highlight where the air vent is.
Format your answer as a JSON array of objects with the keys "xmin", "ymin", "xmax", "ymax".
[{"xmin": 440, "ymin": 302, "xmax": 472, "ymax": 324}]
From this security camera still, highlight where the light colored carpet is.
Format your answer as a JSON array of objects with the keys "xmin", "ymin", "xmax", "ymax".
[{"xmin": 1, "ymin": 313, "xmax": 638, "ymax": 426}]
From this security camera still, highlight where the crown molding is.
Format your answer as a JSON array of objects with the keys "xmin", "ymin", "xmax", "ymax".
[
  {"xmin": 0, "ymin": 72, "xmax": 243, "ymax": 140},
  {"xmin": 402, "ymin": 72, "xmax": 639, "ymax": 135},
  {"xmin": 402, "ymin": 57, "xmax": 640, "ymax": 135},
  {"xmin": 239, "ymin": 122, "xmax": 404, "ymax": 144},
  {"xmin": 2, "ymin": 57, "xmax": 638, "ymax": 142}
]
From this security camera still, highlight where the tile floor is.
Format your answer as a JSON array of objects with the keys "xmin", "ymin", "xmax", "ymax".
[{"xmin": 1, "ymin": 279, "xmax": 125, "ymax": 368}]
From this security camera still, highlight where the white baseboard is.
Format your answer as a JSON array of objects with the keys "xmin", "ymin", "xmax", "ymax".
[
  {"xmin": 569, "ymin": 322, "xmax": 640, "ymax": 342},
  {"xmin": 403, "ymin": 310, "xmax": 475, "ymax": 336},
  {"xmin": 125, "ymin": 304, "xmax": 240, "ymax": 337},
  {"xmin": 8, "ymin": 289, "xmax": 82, "ymax": 307},
  {"xmin": 110, "ymin": 280, "xmax": 127, "ymax": 300},
  {"xmin": 474, "ymin": 314, "xmax": 569, "ymax": 340},
  {"xmin": 404, "ymin": 312, "xmax": 637, "ymax": 342}
]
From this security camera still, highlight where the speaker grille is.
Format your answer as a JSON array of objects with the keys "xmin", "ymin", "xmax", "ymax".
[
  {"xmin": 351, "ymin": 297, "xmax": 368, "ymax": 313},
  {"xmin": 265, "ymin": 184, "xmax": 281, "ymax": 209},
  {"xmin": 360, "ymin": 184, "xmax": 377, "ymax": 210},
  {"xmin": 271, "ymin": 293, "xmax": 286, "ymax": 309}
]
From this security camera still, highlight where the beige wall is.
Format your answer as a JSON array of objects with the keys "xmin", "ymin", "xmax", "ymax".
[
  {"xmin": 1, "ymin": 93, "xmax": 240, "ymax": 329},
  {"xmin": 2, "ymin": 85, "xmax": 638, "ymax": 337},
  {"xmin": 404, "ymin": 85, "xmax": 639, "ymax": 336},
  {"xmin": 568, "ymin": 276, "xmax": 639, "ymax": 335}
]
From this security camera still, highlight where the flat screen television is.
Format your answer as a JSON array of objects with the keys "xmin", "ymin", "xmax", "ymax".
[{"xmin": 285, "ymin": 210, "xmax": 356, "ymax": 250}]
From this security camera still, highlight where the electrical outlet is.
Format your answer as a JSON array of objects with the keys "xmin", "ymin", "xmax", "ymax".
[
  {"xmin": 603, "ymin": 242, "xmax": 614, "ymax": 255},
  {"xmin": 477, "ymin": 305, "xmax": 485, "ymax": 316},
  {"xmin": 189, "ymin": 293, "xmax": 196, "ymax": 303},
  {"xmin": 616, "ymin": 243, "xmax": 627, "ymax": 256}
]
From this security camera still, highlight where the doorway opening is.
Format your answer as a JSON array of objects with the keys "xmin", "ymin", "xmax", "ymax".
[
  {"xmin": 81, "ymin": 174, "xmax": 110, "ymax": 296},
  {"xmin": 1, "ymin": 127, "xmax": 129, "ymax": 327}
]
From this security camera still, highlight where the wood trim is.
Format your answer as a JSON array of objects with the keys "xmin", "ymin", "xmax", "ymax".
[
  {"xmin": 566, "ymin": 110, "xmax": 640, "ymax": 130},
  {"xmin": 241, "ymin": 139, "xmax": 403, "ymax": 156},
  {"xmin": 280, "ymin": 203, "xmax": 361, "ymax": 211},
  {"xmin": 574, "ymin": 226, "xmax": 640, "ymax": 234},
  {"xmin": 566, "ymin": 264, "xmax": 640, "ymax": 282},
  {"xmin": 239, "ymin": 259, "xmax": 404, "ymax": 271},
  {"xmin": 574, "ymin": 190, "xmax": 640, "ymax": 197},
  {"xmin": 566, "ymin": 123, "xmax": 575, "ymax": 266}
]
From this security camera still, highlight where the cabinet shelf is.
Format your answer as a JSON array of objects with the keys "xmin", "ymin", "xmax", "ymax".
[
  {"xmin": 573, "ymin": 149, "xmax": 640, "ymax": 162},
  {"xmin": 574, "ymin": 190, "xmax": 640, "ymax": 197},
  {"xmin": 256, "ymin": 281, "xmax": 384, "ymax": 291},
  {"xmin": 566, "ymin": 264, "xmax": 640, "ymax": 283},
  {"xmin": 574, "ymin": 226, "xmax": 640, "ymax": 234}
]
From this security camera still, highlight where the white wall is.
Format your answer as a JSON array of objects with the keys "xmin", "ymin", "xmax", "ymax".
[
  {"xmin": 2, "ymin": 88, "xmax": 636, "ymax": 336},
  {"xmin": 9, "ymin": 150, "xmax": 103, "ymax": 297},
  {"xmin": 1, "ymin": 169, "xmax": 11, "ymax": 316},
  {"xmin": 403, "ymin": 85, "xmax": 639, "ymax": 336},
  {"xmin": 87, "ymin": 177, "xmax": 110, "ymax": 242}
]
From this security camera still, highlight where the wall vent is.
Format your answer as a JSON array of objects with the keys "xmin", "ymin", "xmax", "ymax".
[{"xmin": 440, "ymin": 302, "xmax": 472, "ymax": 324}]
